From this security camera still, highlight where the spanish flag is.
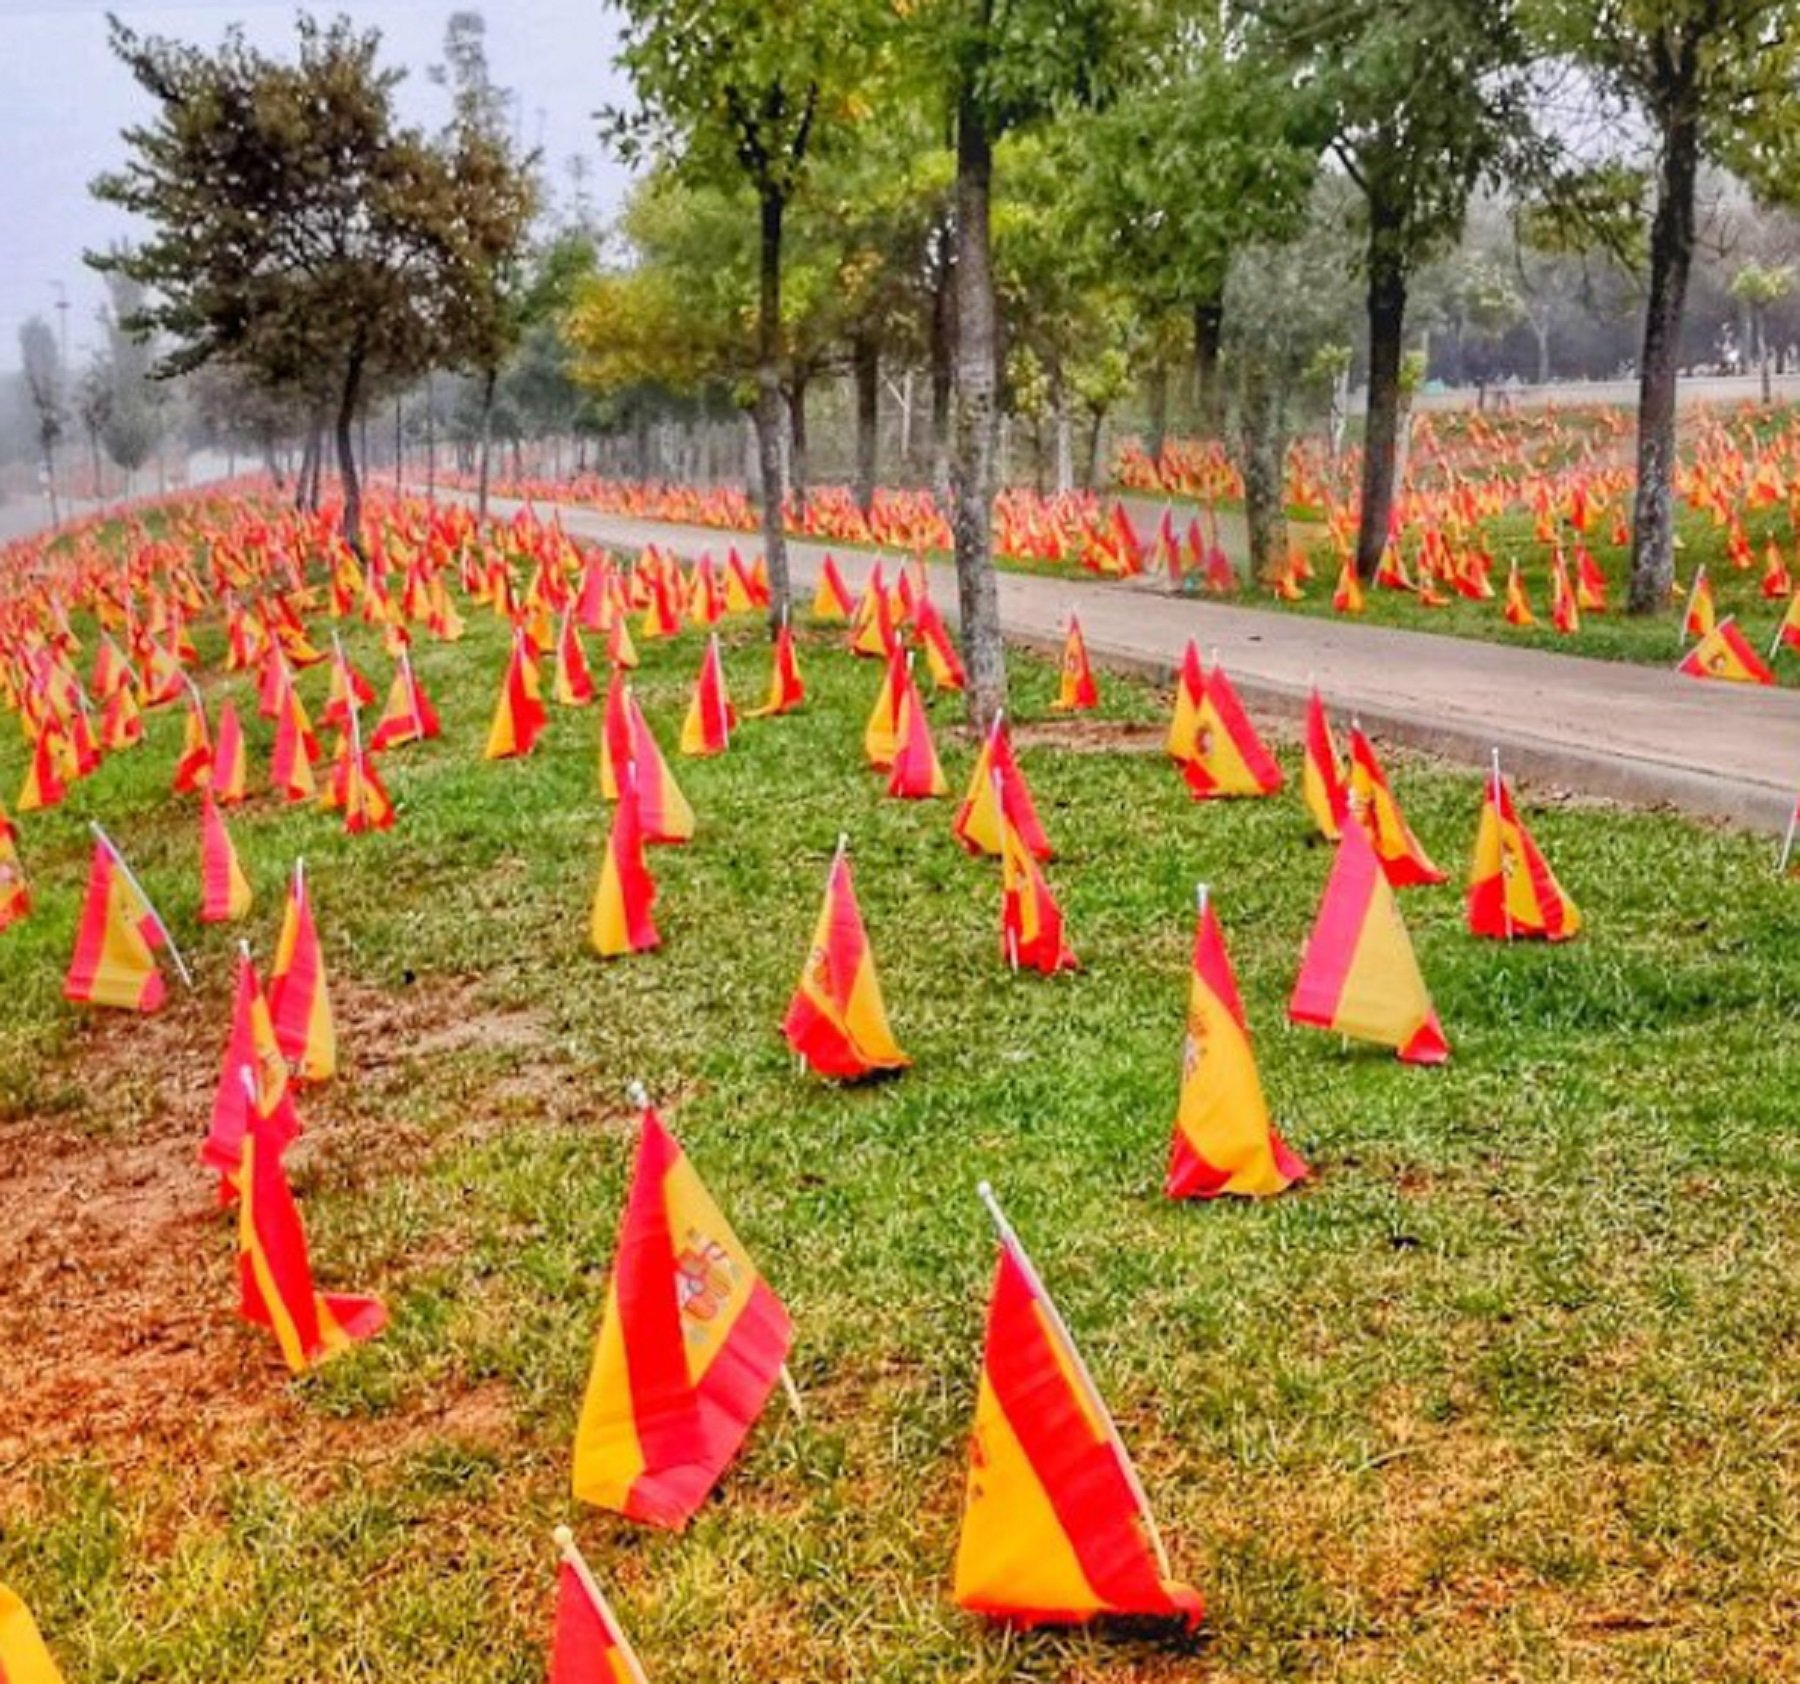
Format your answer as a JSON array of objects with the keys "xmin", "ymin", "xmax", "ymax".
[
  {"xmin": 1332, "ymin": 557, "xmax": 1366, "ymax": 615},
  {"xmin": 605, "ymin": 688, "xmax": 695, "ymax": 844},
  {"xmin": 211, "ymin": 699, "xmax": 248, "ymax": 804},
  {"xmin": 548, "ymin": 1530, "xmax": 651, "ymax": 1684},
  {"xmin": 172, "ymin": 691, "xmax": 213, "ymax": 793},
  {"xmin": 1167, "ymin": 889, "xmax": 1307, "ymax": 1198},
  {"xmin": 1502, "ymin": 559, "xmax": 1534, "ymax": 627},
  {"xmin": 556, "ymin": 610, "xmax": 596, "ymax": 707},
  {"xmin": 199, "ymin": 791, "xmax": 254, "ymax": 924},
  {"xmin": 0, "ymin": 1579, "xmax": 67, "ymax": 1684},
  {"xmin": 812, "ymin": 554, "xmax": 854, "ymax": 621},
  {"xmin": 269, "ymin": 861, "xmax": 336, "ymax": 1084},
  {"xmin": 1468, "ymin": 759, "xmax": 1581, "ymax": 941},
  {"xmin": 1302, "ymin": 687, "xmax": 1345, "ymax": 841},
  {"xmin": 0, "ymin": 801, "xmax": 28, "ymax": 934},
  {"xmin": 747, "ymin": 618, "xmax": 805, "ymax": 717},
  {"xmin": 1677, "ymin": 617, "xmax": 1776, "ymax": 685},
  {"xmin": 1347, "ymin": 728, "xmax": 1446, "ymax": 886},
  {"xmin": 271, "ymin": 681, "xmax": 319, "ymax": 802},
  {"xmin": 485, "ymin": 632, "xmax": 549, "ymax": 759},
  {"xmin": 954, "ymin": 1185, "xmax": 1203, "ymax": 1629},
  {"xmin": 327, "ymin": 736, "xmax": 396, "ymax": 834},
  {"xmin": 886, "ymin": 659, "xmax": 947, "ymax": 799},
  {"xmin": 1165, "ymin": 640, "xmax": 1206, "ymax": 760},
  {"xmin": 863, "ymin": 644, "xmax": 905, "ymax": 770},
  {"xmin": 320, "ymin": 648, "xmax": 375, "ymax": 731},
  {"xmin": 953, "ymin": 715, "xmax": 1052, "ymax": 860},
  {"xmin": 1681, "ymin": 565, "xmax": 1716, "ymax": 642},
  {"xmin": 1288, "ymin": 817, "xmax": 1448, "ymax": 1064},
  {"xmin": 99, "ymin": 682, "xmax": 142, "ymax": 752},
  {"xmin": 64, "ymin": 834, "xmax": 169, "ymax": 1012},
  {"xmin": 237, "ymin": 1076, "xmax": 386, "ymax": 1372},
  {"xmin": 1050, "ymin": 614, "xmax": 1098, "ymax": 712},
  {"xmin": 1775, "ymin": 589, "xmax": 1800, "ymax": 657},
  {"xmin": 202, "ymin": 947, "xmax": 300, "ymax": 1188},
  {"xmin": 16, "ymin": 725, "xmax": 66, "ymax": 814},
  {"xmin": 571, "ymin": 1101, "xmax": 793, "ymax": 1528},
  {"xmin": 591, "ymin": 766, "xmax": 659, "ymax": 957},
  {"xmin": 782, "ymin": 842, "xmax": 908, "ymax": 1079},
  {"xmin": 914, "ymin": 594, "xmax": 967, "ymax": 692},
  {"xmin": 1181, "ymin": 659, "xmax": 1283, "ymax": 799},
  {"xmin": 369, "ymin": 654, "xmax": 440, "ymax": 749},
  {"xmin": 999, "ymin": 795, "xmax": 1075, "ymax": 974},
  {"xmin": 679, "ymin": 634, "xmax": 735, "ymax": 757}
]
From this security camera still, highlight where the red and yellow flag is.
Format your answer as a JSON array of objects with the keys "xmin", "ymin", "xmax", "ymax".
[
  {"xmin": 1332, "ymin": 557, "xmax": 1366, "ymax": 615},
  {"xmin": 811, "ymin": 553, "xmax": 854, "ymax": 621},
  {"xmin": 1288, "ymin": 817, "xmax": 1448, "ymax": 1064},
  {"xmin": 199, "ymin": 791, "xmax": 254, "ymax": 924},
  {"xmin": 1502, "ymin": 558, "xmax": 1534, "ymax": 627},
  {"xmin": 548, "ymin": 1532, "xmax": 651, "ymax": 1684},
  {"xmin": 237, "ymin": 1082, "xmax": 385, "ymax": 1372},
  {"xmin": 1347, "ymin": 728, "xmax": 1446, "ymax": 886},
  {"xmin": 747, "ymin": 619, "xmax": 805, "ymax": 717},
  {"xmin": 270, "ymin": 681, "xmax": 319, "ymax": 802},
  {"xmin": 370, "ymin": 654, "xmax": 440, "ymax": 749},
  {"xmin": 1180, "ymin": 659, "xmax": 1283, "ymax": 799},
  {"xmin": 269, "ymin": 862, "xmax": 336, "ymax": 1083},
  {"xmin": 1165, "ymin": 639, "xmax": 1206, "ymax": 760},
  {"xmin": 886, "ymin": 660, "xmax": 948, "ymax": 799},
  {"xmin": 999, "ymin": 790, "xmax": 1075, "ymax": 974},
  {"xmin": 913, "ymin": 593, "xmax": 967, "ymax": 692},
  {"xmin": 1168, "ymin": 891, "xmax": 1307, "ymax": 1198},
  {"xmin": 485, "ymin": 633, "xmax": 548, "ymax": 759},
  {"xmin": 0, "ymin": 800, "xmax": 30, "ymax": 934},
  {"xmin": 1468, "ymin": 763, "xmax": 1581, "ymax": 941},
  {"xmin": 1682, "ymin": 565, "xmax": 1716, "ymax": 641},
  {"xmin": 953, "ymin": 714, "xmax": 1053, "ymax": 860},
  {"xmin": 1549, "ymin": 552, "xmax": 1580, "ymax": 635},
  {"xmin": 679, "ymin": 634, "xmax": 735, "ymax": 757},
  {"xmin": 572, "ymin": 1102, "xmax": 793, "ymax": 1528},
  {"xmin": 1774, "ymin": 590, "xmax": 1800, "ymax": 657},
  {"xmin": 1302, "ymin": 687, "xmax": 1345, "ymax": 841},
  {"xmin": 172, "ymin": 692, "xmax": 213, "ymax": 794},
  {"xmin": 0, "ymin": 1579, "xmax": 67, "ymax": 1684},
  {"xmin": 202, "ymin": 948, "xmax": 301, "ymax": 1187},
  {"xmin": 16, "ymin": 725, "xmax": 67, "ymax": 815},
  {"xmin": 603, "ymin": 687, "xmax": 695, "ymax": 844},
  {"xmin": 64, "ymin": 836, "xmax": 168, "ymax": 1012},
  {"xmin": 555, "ymin": 610, "xmax": 596, "ymax": 707},
  {"xmin": 954, "ymin": 1190, "xmax": 1203, "ymax": 1628},
  {"xmin": 210, "ymin": 700, "xmax": 248, "ymax": 804},
  {"xmin": 591, "ymin": 766, "xmax": 659, "ymax": 957},
  {"xmin": 863, "ymin": 644, "xmax": 904, "ymax": 769},
  {"xmin": 1050, "ymin": 614, "xmax": 1098, "ymax": 711},
  {"xmin": 1676, "ymin": 617, "xmax": 1776, "ymax": 685},
  {"xmin": 782, "ymin": 844, "xmax": 908, "ymax": 1079}
]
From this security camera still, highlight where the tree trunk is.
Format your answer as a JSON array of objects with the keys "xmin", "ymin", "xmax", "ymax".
[
  {"xmin": 1628, "ymin": 98, "xmax": 1699, "ymax": 614},
  {"xmin": 1052, "ymin": 369, "xmax": 1074, "ymax": 495},
  {"xmin": 336, "ymin": 344, "xmax": 367, "ymax": 557},
  {"xmin": 1238, "ymin": 357, "xmax": 1289, "ymax": 584},
  {"xmin": 1531, "ymin": 316, "xmax": 1551, "ymax": 385},
  {"xmin": 930, "ymin": 247, "xmax": 955, "ymax": 502},
  {"xmin": 477, "ymin": 365, "xmax": 497, "ymax": 523},
  {"xmin": 788, "ymin": 374, "xmax": 810, "ymax": 512},
  {"xmin": 1193, "ymin": 291, "xmax": 1225, "ymax": 438},
  {"xmin": 950, "ymin": 83, "xmax": 1007, "ymax": 729},
  {"xmin": 296, "ymin": 422, "xmax": 320, "ymax": 513},
  {"xmin": 425, "ymin": 373, "xmax": 437, "ymax": 502},
  {"xmin": 1145, "ymin": 364, "xmax": 1169, "ymax": 465},
  {"xmin": 1356, "ymin": 209, "xmax": 1408, "ymax": 581},
  {"xmin": 1084, "ymin": 410, "xmax": 1106, "ymax": 490},
  {"xmin": 394, "ymin": 396, "xmax": 404, "ymax": 496},
  {"xmin": 852, "ymin": 333, "xmax": 879, "ymax": 515},
  {"xmin": 755, "ymin": 186, "xmax": 790, "ymax": 627}
]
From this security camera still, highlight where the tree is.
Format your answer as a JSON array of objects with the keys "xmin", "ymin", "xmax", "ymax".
[
  {"xmin": 94, "ymin": 268, "xmax": 163, "ymax": 485},
  {"xmin": 93, "ymin": 14, "xmax": 534, "ymax": 552},
  {"xmin": 605, "ymin": 0, "xmax": 882, "ymax": 625},
  {"xmin": 1533, "ymin": 0, "xmax": 1800, "ymax": 610},
  {"xmin": 1730, "ymin": 259, "xmax": 1795, "ymax": 404},
  {"xmin": 18, "ymin": 317, "xmax": 64, "ymax": 522},
  {"xmin": 1262, "ymin": 0, "xmax": 1533, "ymax": 579}
]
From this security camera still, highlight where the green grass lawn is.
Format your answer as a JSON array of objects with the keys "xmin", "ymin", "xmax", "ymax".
[{"xmin": 2, "ymin": 562, "xmax": 1797, "ymax": 1682}]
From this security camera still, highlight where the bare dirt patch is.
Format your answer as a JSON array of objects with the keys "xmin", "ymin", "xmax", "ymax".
[{"xmin": 1014, "ymin": 717, "xmax": 1168, "ymax": 755}]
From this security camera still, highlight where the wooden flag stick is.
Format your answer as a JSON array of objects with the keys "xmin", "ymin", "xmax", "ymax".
[
  {"xmin": 551, "ymin": 1528, "xmax": 651, "ymax": 1684},
  {"xmin": 778, "ymin": 1363, "xmax": 806, "ymax": 1422},
  {"xmin": 975, "ymin": 1181, "xmax": 1174, "ymax": 1581},
  {"xmin": 90, "ymin": 821, "xmax": 192, "ymax": 988}
]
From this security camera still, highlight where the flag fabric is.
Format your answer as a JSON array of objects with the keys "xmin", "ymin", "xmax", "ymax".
[
  {"xmin": 268, "ymin": 864, "xmax": 336, "ymax": 1083},
  {"xmin": 1167, "ymin": 894, "xmax": 1307, "ymax": 1199},
  {"xmin": 811, "ymin": 554, "xmax": 854, "ymax": 621},
  {"xmin": 237, "ymin": 1085, "xmax": 385, "ymax": 1372},
  {"xmin": 370, "ymin": 655, "xmax": 440, "ymax": 749},
  {"xmin": 16, "ymin": 726, "xmax": 67, "ymax": 814},
  {"xmin": 1682, "ymin": 566, "xmax": 1716, "ymax": 641},
  {"xmin": 571, "ymin": 1103, "xmax": 793, "ymax": 1529},
  {"xmin": 747, "ymin": 620, "xmax": 805, "ymax": 717},
  {"xmin": 953, "ymin": 1203, "xmax": 1203, "ymax": 1629},
  {"xmin": 1347, "ymin": 728, "xmax": 1446, "ymax": 886},
  {"xmin": 886, "ymin": 662, "xmax": 948, "ymax": 799},
  {"xmin": 1774, "ymin": 590, "xmax": 1800, "ymax": 657},
  {"xmin": 1288, "ymin": 818, "xmax": 1448, "ymax": 1064},
  {"xmin": 999, "ymin": 800, "xmax": 1075, "ymax": 973},
  {"xmin": 592, "ymin": 767, "xmax": 659, "ymax": 957},
  {"xmin": 953, "ymin": 716, "xmax": 1053, "ymax": 861},
  {"xmin": 199, "ymin": 792, "xmax": 254, "ymax": 923},
  {"xmin": 1180, "ymin": 660, "xmax": 1283, "ymax": 799},
  {"xmin": 63, "ymin": 838, "xmax": 167, "ymax": 1012},
  {"xmin": 172, "ymin": 694, "xmax": 212, "ymax": 793},
  {"xmin": 0, "ymin": 1579, "xmax": 67, "ymax": 1684},
  {"xmin": 327, "ymin": 738, "xmax": 396, "ymax": 834},
  {"xmin": 1301, "ymin": 688, "xmax": 1346, "ymax": 841},
  {"xmin": 1332, "ymin": 558, "xmax": 1366, "ymax": 615},
  {"xmin": 1468, "ymin": 768, "xmax": 1581, "ymax": 941},
  {"xmin": 1677, "ymin": 617, "xmax": 1776, "ymax": 685},
  {"xmin": 1165, "ymin": 640, "xmax": 1206, "ymax": 760},
  {"xmin": 485, "ymin": 634, "xmax": 548, "ymax": 759},
  {"xmin": 914, "ymin": 594, "xmax": 967, "ymax": 692},
  {"xmin": 547, "ymin": 1545, "xmax": 651, "ymax": 1684},
  {"xmin": 1050, "ymin": 615, "xmax": 1098, "ymax": 711},
  {"xmin": 679, "ymin": 635, "xmax": 736, "ymax": 757},
  {"xmin": 621, "ymin": 691, "xmax": 695, "ymax": 844},
  {"xmin": 782, "ymin": 847, "xmax": 908, "ymax": 1079},
  {"xmin": 0, "ymin": 801, "xmax": 30, "ymax": 934},
  {"xmin": 1502, "ymin": 559, "xmax": 1534, "ymax": 627},
  {"xmin": 1550, "ymin": 553, "xmax": 1580, "ymax": 635},
  {"xmin": 556, "ymin": 612, "xmax": 597, "ymax": 706},
  {"xmin": 202, "ymin": 949, "xmax": 300, "ymax": 1186},
  {"xmin": 271, "ymin": 682, "xmax": 319, "ymax": 802},
  {"xmin": 211, "ymin": 700, "xmax": 248, "ymax": 804},
  {"xmin": 863, "ymin": 645, "xmax": 905, "ymax": 770}
]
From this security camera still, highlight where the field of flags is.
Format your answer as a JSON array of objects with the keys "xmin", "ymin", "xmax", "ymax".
[{"xmin": 1, "ymin": 485, "xmax": 1797, "ymax": 1681}]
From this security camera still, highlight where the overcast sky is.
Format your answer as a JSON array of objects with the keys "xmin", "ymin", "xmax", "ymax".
[{"xmin": 0, "ymin": 0, "xmax": 632, "ymax": 372}]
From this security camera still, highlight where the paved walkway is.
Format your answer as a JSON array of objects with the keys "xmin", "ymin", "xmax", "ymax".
[{"xmin": 490, "ymin": 496, "xmax": 1800, "ymax": 834}]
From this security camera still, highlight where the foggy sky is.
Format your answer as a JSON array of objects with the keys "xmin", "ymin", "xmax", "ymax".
[{"xmin": 0, "ymin": 0, "xmax": 633, "ymax": 373}]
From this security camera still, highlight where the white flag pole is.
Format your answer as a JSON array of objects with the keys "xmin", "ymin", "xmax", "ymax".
[
  {"xmin": 975, "ymin": 1181, "xmax": 1172, "ymax": 1581},
  {"xmin": 90, "ymin": 820, "xmax": 192, "ymax": 989}
]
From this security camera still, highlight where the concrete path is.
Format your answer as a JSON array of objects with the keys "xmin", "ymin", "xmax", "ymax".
[{"xmin": 488, "ymin": 495, "xmax": 1800, "ymax": 834}]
